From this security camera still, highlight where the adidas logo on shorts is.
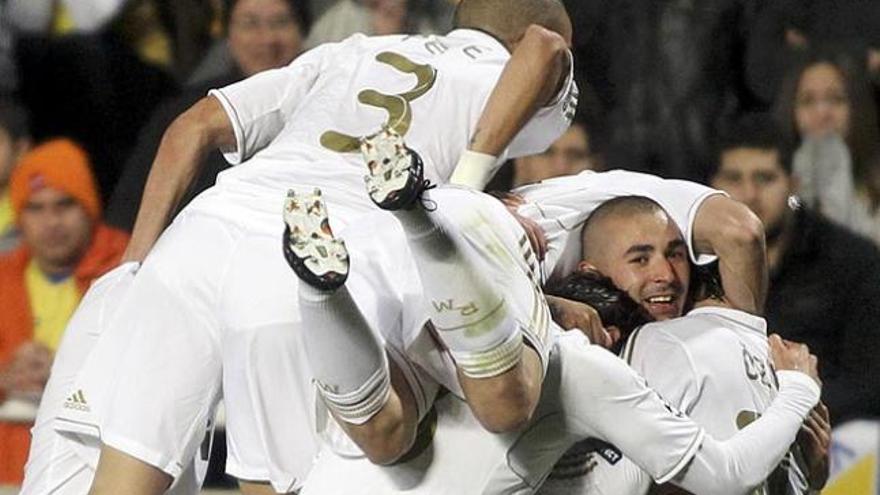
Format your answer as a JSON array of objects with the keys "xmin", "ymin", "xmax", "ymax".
[{"xmin": 63, "ymin": 389, "xmax": 90, "ymax": 412}]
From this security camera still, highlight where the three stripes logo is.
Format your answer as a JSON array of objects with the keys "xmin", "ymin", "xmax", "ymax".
[{"xmin": 63, "ymin": 389, "xmax": 90, "ymax": 412}]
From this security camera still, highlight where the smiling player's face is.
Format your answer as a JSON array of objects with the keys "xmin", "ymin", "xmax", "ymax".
[{"xmin": 581, "ymin": 211, "xmax": 690, "ymax": 321}]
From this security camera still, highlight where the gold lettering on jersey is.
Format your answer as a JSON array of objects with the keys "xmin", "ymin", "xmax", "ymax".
[
  {"xmin": 320, "ymin": 52, "xmax": 438, "ymax": 153},
  {"xmin": 462, "ymin": 45, "xmax": 485, "ymax": 60},
  {"xmin": 432, "ymin": 299, "xmax": 480, "ymax": 317},
  {"xmin": 741, "ymin": 345, "xmax": 775, "ymax": 391},
  {"xmin": 425, "ymin": 39, "xmax": 449, "ymax": 55}
]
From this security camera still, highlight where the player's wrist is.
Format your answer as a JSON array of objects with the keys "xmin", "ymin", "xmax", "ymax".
[{"xmin": 449, "ymin": 150, "xmax": 499, "ymax": 189}]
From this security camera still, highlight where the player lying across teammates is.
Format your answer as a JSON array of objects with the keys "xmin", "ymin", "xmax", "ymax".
[
  {"xmin": 284, "ymin": 127, "xmax": 825, "ymax": 494},
  {"xmin": 20, "ymin": 0, "xmax": 828, "ymax": 493}
]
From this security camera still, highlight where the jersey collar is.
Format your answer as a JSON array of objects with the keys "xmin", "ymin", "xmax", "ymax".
[
  {"xmin": 687, "ymin": 306, "xmax": 768, "ymax": 336},
  {"xmin": 447, "ymin": 28, "xmax": 510, "ymax": 54}
]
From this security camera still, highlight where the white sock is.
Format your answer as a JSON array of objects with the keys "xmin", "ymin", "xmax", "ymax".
[
  {"xmin": 298, "ymin": 285, "xmax": 390, "ymax": 425},
  {"xmin": 393, "ymin": 206, "xmax": 523, "ymax": 379}
]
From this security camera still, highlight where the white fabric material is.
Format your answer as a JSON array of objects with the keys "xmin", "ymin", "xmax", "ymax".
[
  {"xmin": 300, "ymin": 185, "xmax": 819, "ymax": 494},
  {"xmin": 22, "ymin": 262, "xmax": 209, "ymax": 495},
  {"xmin": 674, "ymin": 371, "xmax": 819, "ymax": 493},
  {"xmin": 542, "ymin": 306, "xmax": 813, "ymax": 494},
  {"xmin": 302, "ymin": 333, "xmax": 706, "ymax": 494},
  {"xmin": 301, "ymin": 315, "xmax": 819, "ymax": 494},
  {"xmin": 793, "ymin": 134, "xmax": 880, "ymax": 245},
  {"xmin": 515, "ymin": 169, "xmax": 725, "ymax": 283},
  {"xmin": 42, "ymin": 28, "xmax": 574, "ymax": 491},
  {"xmin": 210, "ymin": 29, "xmax": 575, "ymax": 201},
  {"xmin": 449, "ymin": 149, "xmax": 500, "ymax": 189},
  {"xmin": 298, "ymin": 286, "xmax": 391, "ymax": 426},
  {"xmin": 393, "ymin": 205, "xmax": 528, "ymax": 378}
]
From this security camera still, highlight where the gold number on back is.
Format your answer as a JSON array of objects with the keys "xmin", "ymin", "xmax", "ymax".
[{"xmin": 320, "ymin": 52, "xmax": 438, "ymax": 153}]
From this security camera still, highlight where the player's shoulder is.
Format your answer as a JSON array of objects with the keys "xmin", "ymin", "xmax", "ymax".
[{"xmin": 625, "ymin": 316, "xmax": 727, "ymax": 367}]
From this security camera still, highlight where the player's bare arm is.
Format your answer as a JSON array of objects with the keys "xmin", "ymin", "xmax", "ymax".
[
  {"xmin": 122, "ymin": 96, "xmax": 235, "ymax": 263},
  {"xmin": 545, "ymin": 295, "xmax": 615, "ymax": 348},
  {"xmin": 452, "ymin": 24, "xmax": 571, "ymax": 188},
  {"xmin": 691, "ymin": 195, "xmax": 767, "ymax": 314},
  {"xmin": 469, "ymin": 24, "xmax": 570, "ymax": 155}
]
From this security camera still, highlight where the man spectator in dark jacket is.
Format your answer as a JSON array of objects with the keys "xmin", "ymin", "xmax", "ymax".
[{"xmin": 710, "ymin": 113, "xmax": 880, "ymax": 424}]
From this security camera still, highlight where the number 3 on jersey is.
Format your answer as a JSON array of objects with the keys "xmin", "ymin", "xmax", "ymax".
[{"xmin": 321, "ymin": 52, "xmax": 437, "ymax": 153}]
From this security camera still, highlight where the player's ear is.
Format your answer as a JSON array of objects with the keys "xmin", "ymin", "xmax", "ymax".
[{"xmin": 576, "ymin": 260, "xmax": 599, "ymax": 274}]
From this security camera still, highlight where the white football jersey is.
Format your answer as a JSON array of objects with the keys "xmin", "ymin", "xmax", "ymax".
[
  {"xmin": 515, "ymin": 170, "xmax": 724, "ymax": 284},
  {"xmin": 540, "ymin": 306, "xmax": 810, "ymax": 494},
  {"xmin": 205, "ymin": 29, "xmax": 576, "ymax": 229}
]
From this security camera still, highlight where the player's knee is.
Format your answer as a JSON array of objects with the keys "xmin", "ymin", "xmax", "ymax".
[
  {"xmin": 359, "ymin": 421, "xmax": 416, "ymax": 465},
  {"xmin": 463, "ymin": 348, "xmax": 543, "ymax": 433},
  {"xmin": 89, "ymin": 445, "xmax": 172, "ymax": 495},
  {"xmin": 473, "ymin": 395, "xmax": 536, "ymax": 433}
]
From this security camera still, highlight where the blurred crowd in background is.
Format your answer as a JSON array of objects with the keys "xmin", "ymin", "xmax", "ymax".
[{"xmin": 0, "ymin": 0, "xmax": 879, "ymax": 487}]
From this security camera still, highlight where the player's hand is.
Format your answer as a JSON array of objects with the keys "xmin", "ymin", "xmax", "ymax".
[
  {"xmin": 797, "ymin": 402, "xmax": 831, "ymax": 490},
  {"xmin": 8, "ymin": 342, "xmax": 53, "ymax": 395},
  {"xmin": 545, "ymin": 295, "xmax": 617, "ymax": 348},
  {"xmin": 495, "ymin": 192, "xmax": 547, "ymax": 261},
  {"xmin": 768, "ymin": 334, "xmax": 821, "ymax": 386}
]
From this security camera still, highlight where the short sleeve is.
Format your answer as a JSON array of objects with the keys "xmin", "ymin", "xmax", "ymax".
[
  {"xmin": 505, "ymin": 50, "xmax": 579, "ymax": 159},
  {"xmin": 515, "ymin": 170, "xmax": 726, "ymax": 280},
  {"xmin": 208, "ymin": 43, "xmax": 335, "ymax": 165}
]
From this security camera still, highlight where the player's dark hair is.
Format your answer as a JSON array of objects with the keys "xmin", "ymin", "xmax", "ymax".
[
  {"xmin": 545, "ymin": 269, "xmax": 653, "ymax": 338},
  {"xmin": 688, "ymin": 262, "xmax": 725, "ymax": 304},
  {"xmin": 0, "ymin": 96, "xmax": 31, "ymax": 141},
  {"xmin": 581, "ymin": 196, "xmax": 664, "ymax": 261},
  {"xmin": 713, "ymin": 113, "xmax": 794, "ymax": 177},
  {"xmin": 453, "ymin": 0, "xmax": 568, "ymax": 48}
]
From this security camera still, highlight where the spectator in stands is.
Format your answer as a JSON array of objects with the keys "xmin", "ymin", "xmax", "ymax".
[
  {"xmin": 710, "ymin": 113, "xmax": 880, "ymax": 425},
  {"xmin": 745, "ymin": 0, "xmax": 880, "ymax": 107},
  {"xmin": 0, "ymin": 3, "xmax": 19, "ymax": 93},
  {"xmin": 0, "ymin": 97, "xmax": 32, "ymax": 253},
  {"xmin": 305, "ymin": 0, "xmax": 447, "ymax": 48},
  {"xmin": 484, "ymin": 119, "xmax": 596, "ymax": 193},
  {"xmin": 106, "ymin": 0, "xmax": 311, "ymax": 231},
  {"xmin": 776, "ymin": 49, "xmax": 880, "ymax": 245},
  {"xmin": 0, "ymin": 138, "xmax": 128, "ymax": 484},
  {"xmin": 512, "ymin": 120, "xmax": 595, "ymax": 187},
  {"xmin": 562, "ymin": 0, "xmax": 755, "ymax": 181}
]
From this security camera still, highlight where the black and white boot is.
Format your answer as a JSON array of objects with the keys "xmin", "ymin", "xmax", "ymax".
[
  {"xmin": 282, "ymin": 188, "xmax": 349, "ymax": 291},
  {"xmin": 361, "ymin": 127, "xmax": 429, "ymax": 211}
]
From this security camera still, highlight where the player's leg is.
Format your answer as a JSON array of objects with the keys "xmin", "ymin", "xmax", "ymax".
[
  {"xmin": 89, "ymin": 447, "xmax": 171, "ymax": 495},
  {"xmin": 220, "ymin": 230, "xmax": 321, "ymax": 493},
  {"xmin": 238, "ymin": 481, "xmax": 280, "ymax": 495},
  {"xmin": 361, "ymin": 129, "xmax": 547, "ymax": 433},
  {"xmin": 282, "ymin": 190, "xmax": 419, "ymax": 464},
  {"xmin": 85, "ymin": 211, "xmax": 230, "ymax": 494},
  {"xmin": 20, "ymin": 263, "xmax": 139, "ymax": 494}
]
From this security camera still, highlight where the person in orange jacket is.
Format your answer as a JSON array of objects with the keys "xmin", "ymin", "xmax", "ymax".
[{"xmin": 0, "ymin": 138, "xmax": 129, "ymax": 484}]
